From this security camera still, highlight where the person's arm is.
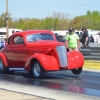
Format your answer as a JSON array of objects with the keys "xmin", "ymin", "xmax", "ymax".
[
  {"xmin": 66, "ymin": 40, "xmax": 68, "ymax": 48},
  {"xmin": 65, "ymin": 35, "xmax": 69, "ymax": 48},
  {"xmin": 85, "ymin": 37, "xmax": 88, "ymax": 45},
  {"xmin": 77, "ymin": 39, "xmax": 80, "ymax": 46},
  {"xmin": 77, "ymin": 39, "xmax": 80, "ymax": 49},
  {"xmin": 76, "ymin": 34, "xmax": 80, "ymax": 48},
  {"xmin": 84, "ymin": 32, "xmax": 88, "ymax": 45}
]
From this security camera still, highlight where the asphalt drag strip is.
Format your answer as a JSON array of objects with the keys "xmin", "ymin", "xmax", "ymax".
[
  {"xmin": 0, "ymin": 79, "xmax": 100, "ymax": 100},
  {"xmin": 0, "ymin": 69, "xmax": 100, "ymax": 100},
  {"xmin": 0, "ymin": 60, "xmax": 100, "ymax": 100}
]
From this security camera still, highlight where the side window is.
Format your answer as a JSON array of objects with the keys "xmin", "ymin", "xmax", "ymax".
[
  {"xmin": 19, "ymin": 37, "xmax": 24, "ymax": 44},
  {"xmin": 14, "ymin": 36, "xmax": 24, "ymax": 45},
  {"xmin": 14, "ymin": 36, "xmax": 20, "ymax": 44}
]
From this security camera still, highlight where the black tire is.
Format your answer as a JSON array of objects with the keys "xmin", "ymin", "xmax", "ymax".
[
  {"xmin": 9, "ymin": 70, "xmax": 14, "ymax": 74},
  {"xmin": 71, "ymin": 67, "xmax": 82, "ymax": 75},
  {"xmin": 31, "ymin": 61, "xmax": 44, "ymax": 79},
  {"xmin": 0, "ymin": 59, "xmax": 9, "ymax": 74}
]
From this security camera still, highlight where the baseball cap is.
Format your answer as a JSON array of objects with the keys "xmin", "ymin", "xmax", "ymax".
[{"xmin": 69, "ymin": 28, "xmax": 74, "ymax": 32}]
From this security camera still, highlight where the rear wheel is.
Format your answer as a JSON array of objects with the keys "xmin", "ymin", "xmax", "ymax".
[
  {"xmin": 0, "ymin": 59, "xmax": 9, "ymax": 74},
  {"xmin": 71, "ymin": 67, "xmax": 82, "ymax": 75},
  {"xmin": 31, "ymin": 61, "xmax": 44, "ymax": 79}
]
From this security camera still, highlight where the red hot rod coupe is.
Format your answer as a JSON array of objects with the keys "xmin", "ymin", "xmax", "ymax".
[{"xmin": 0, "ymin": 30, "xmax": 84, "ymax": 78}]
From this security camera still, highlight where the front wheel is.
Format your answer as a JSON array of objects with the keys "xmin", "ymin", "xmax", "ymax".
[
  {"xmin": 31, "ymin": 61, "xmax": 44, "ymax": 79},
  {"xmin": 71, "ymin": 67, "xmax": 82, "ymax": 75},
  {"xmin": 0, "ymin": 59, "xmax": 9, "ymax": 74}
]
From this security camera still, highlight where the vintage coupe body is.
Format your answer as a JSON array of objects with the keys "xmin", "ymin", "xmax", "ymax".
[{"xmin": 0, "ymin": 30, "xmax": 84, "ymax": 78}]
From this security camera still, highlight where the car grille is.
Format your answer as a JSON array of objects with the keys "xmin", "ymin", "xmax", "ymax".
[{"xmin": 56, "ymin": 46, "xmax": 68, "ymax": 67}]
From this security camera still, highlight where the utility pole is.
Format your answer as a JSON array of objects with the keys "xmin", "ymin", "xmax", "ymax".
[
  {"xmin": 27, "ymin": 19, "xmax": 28, "ymax": 30},
  {"xmin": 6, "ymin": 0, "xmax": 9, "ymax": 39}
]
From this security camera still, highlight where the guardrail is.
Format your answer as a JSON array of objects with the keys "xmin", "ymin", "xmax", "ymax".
[{"xmin": 80, "ymin": 47, "xmax": 100, "ymax": 60}]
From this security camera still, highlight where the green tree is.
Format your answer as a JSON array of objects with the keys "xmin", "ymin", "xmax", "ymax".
[{"xmin": 1, "ymin": 10, "xmax": 100, "ymax": 31}]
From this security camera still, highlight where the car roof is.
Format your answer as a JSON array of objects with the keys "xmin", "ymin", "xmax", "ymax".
[{"xmin": 11, "ymin": 30, "xmax": 54, "ymax": 37}]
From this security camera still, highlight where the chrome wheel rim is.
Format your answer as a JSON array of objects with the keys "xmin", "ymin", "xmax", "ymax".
[
  {"xmin": 33, "ymin": 63, "xmax": 40, "ymax": 77},
  {"xmin": 0, "ymin": 60, "xmax": 4, "ymax": 71}
]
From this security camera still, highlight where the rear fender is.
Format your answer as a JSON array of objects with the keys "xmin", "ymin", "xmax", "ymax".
[
  {"xmin": 67, "ymin": 51, "xmax": 84, "ymax": 69},
  {"xmin": 0, "ymin": 53, "xmax": 8, "ymax": 67},
  {"xmin": 25, "ymin": 53, "xmax": 59, "ymax": 71}
]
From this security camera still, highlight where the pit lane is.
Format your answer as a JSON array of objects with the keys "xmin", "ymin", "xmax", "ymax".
[{"xmin": 0, "ymin": 68, "xmax": 100, "ymax": 99}]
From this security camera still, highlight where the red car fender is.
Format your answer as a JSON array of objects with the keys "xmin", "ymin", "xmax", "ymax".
[
  {"xmin": 0, "ymin": 53, "xmax": 8, "ymax": 67},
  {"xmin": 25, "ymin": 53, "xmax": 59, "ymax": 71},
  {"xmin": 67, "ymin": 51, "xmax": 84, "ymax": 69}
]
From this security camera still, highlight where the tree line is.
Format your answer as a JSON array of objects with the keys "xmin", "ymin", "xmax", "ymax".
[{"xmin": 0, "ymin": 11, "xmax": 100, "ymax": 31}]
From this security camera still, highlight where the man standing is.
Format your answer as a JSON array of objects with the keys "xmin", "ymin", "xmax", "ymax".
[
  {"xmin": 87, "ymin": 30, "xmax": 90, "ymax": 46},
  {"xmin": 81, "ymin": 27, "xmax": 89, "ymax": 47},
  {"xmin": 66, "ymin": 28, "xmax": 80, "ymax": 51}
]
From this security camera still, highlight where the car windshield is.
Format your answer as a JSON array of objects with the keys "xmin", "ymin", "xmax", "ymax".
[{"xmin": 26, "ymin": 33, "xmax": 54, "ymax": 42}]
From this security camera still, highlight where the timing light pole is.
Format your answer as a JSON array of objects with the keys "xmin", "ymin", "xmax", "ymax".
[{"xmin": 6, "ymin": 0, "xmax": 9, "ymax": 40}]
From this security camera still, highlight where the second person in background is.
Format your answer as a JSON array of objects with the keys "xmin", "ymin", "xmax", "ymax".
[
  {"xmin": 66, "ymin": 28, "xmax": 80, "ymax": 51},
  {"xmin": 81, "ymin": 27, "xmax": 89, "ymax": 47}
]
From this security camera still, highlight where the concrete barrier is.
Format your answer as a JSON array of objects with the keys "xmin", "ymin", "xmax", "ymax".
[{"xmin": 80, "ymin": 47, "xmax": 100, "ymax": 60}]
